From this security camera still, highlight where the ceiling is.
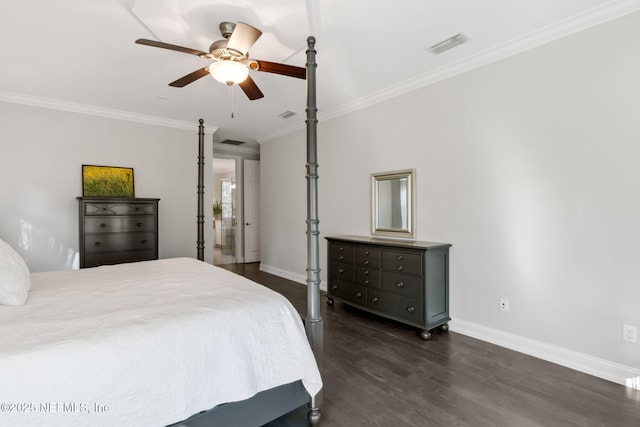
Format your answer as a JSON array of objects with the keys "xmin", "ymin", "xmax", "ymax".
[{"xmin": 1, "ymin": 0, "xmax": 638, "ymax": 144}]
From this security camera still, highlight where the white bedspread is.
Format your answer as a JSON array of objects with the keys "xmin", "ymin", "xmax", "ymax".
[{"xmin": 0, "ymin": 258, "xmax": 322, "ymax": 427}]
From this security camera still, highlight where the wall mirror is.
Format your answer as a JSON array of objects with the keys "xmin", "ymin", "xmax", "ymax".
[{"xmin": 371, "ymin": 169, "xmax": 415, "ymax": 238}]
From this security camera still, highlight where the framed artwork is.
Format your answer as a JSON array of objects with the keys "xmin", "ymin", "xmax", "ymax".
[{"xmin": 82, "ymin": 165, "xmax": 135, "ymax": 197}]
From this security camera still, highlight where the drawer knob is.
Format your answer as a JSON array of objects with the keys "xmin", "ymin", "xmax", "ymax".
[
  {"xmin": 397, "ymin": 255, "xmax": 404, "ymax": 260},
  {"xmin": 135, "ymin": 207, "xmax": 140, "ymax": 211},
  {"xmin": 141, "ymin": 239, "xmax": 147, "ymax": 244},
  {"xmin": 137, "ymin": 222, "xmax": 143, "ymax": 227},
  {"xmin": 102, "ymin": 207, "xmax": 107, "ymax": 211},
  {"xmin": 363, "ymin": 270, "xmax": 369, "ymax": 276},
  {"xmin": 339, "ymin": 247, "xmax": 344, "ymax": 252},
  {"xmin": 100, "ymin": 223, "xmax": 106, "ymax": 228},
  {"xmin": 355, "ymin": 292, "xmax": 363, "ymax": 298},
  {"xmin": 396, "ymin": 281, "xmax": 404, "ymax": 288},
  {"xmin": 338, "ymin": 268, "xmax": 344, "ymax": 274},
  {"xmin": 407, "ymin": 306, "xmax": 415, "ymax": 313},
  {"xmin": 397, "ymin": 266, "xmax": 404, "ymax": 271},
  {"xmin": 365, "ymin": 251, "xmax": 370, "ymax": 255},
  {"xmin": 364, "ymin": 280, "xmax": 369, "ymax": 285},
  {"xmin": 370, "ymin": 297, "xmax": 379, "ymax": 303},
  {"xmin": 339, "ymin": 255, "xmax": 344, "ymax": 260},
  {"xmin": 331, "ymin": 285, "xmax": 338, "ymax": 290},
  {"xmin": 364, "ymin": 260, "xmax": 370, "ymax": 266},
  {"xmin": 94, "ymin": 242, "xmax": 101, "ymax": 247}
]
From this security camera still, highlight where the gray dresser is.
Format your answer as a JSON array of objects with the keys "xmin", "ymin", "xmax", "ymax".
[
  {"xmin": 326, "ymin": 235, "xmax": 451, "ymax": 339},
  {"xmin": 77, "ymin": 197, "xmax": 159, "ymax": 268}
]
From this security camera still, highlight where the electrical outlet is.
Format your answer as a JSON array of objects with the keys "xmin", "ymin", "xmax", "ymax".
[
  {"xmin": 623, "ymin": 324, "xmax": 637, "ymax": 343},
  {"xmin": 499, "ymin": 298, "xmax": 510, "ymax": 312}
]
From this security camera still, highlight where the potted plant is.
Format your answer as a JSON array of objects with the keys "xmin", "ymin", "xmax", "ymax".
[{"xmin": 213, "ymin": 200, "xmax": 222, "ymax": 221}]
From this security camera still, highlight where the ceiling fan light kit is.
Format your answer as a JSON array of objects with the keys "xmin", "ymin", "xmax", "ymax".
[{"xmin": 209, "ymin": 61, "xmax": 249, "ymax": 86}]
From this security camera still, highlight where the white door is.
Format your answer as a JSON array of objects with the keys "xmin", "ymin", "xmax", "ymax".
[{"xmin": 243, "ymin": 159, "xmax": 260, "ymax": 263}]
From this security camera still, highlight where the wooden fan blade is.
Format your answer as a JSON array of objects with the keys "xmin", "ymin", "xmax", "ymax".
[
  {"xmin": 238, "ymin": 75, "xmax": 264, "ymax": 100},
  {"xmin": 169, "ymin": 67, "xmax": 211, "ymax": 87},
  {"xmin": 226, "ymin": 23, "xmax": 262, "ymax": 56},
  {"xmin": 251, "ymin": 60, "xmax": 306, "ymax": 79},
  {"xmin": 135, "ymin": 39, "xmax": 208, "ymax": 57}
]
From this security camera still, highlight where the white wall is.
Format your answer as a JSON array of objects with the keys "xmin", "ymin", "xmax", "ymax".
[
  {"xmin": 260, "ymin": 12, "xmax": 640, "ymax": 374},
  {"xmin": 0, "ymin": 102, "xmax": 214, "ymax": 272}
]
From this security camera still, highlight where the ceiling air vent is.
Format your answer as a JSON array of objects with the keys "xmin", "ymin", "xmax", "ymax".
[
  {"xmin": 278, "ymin": 110, "xmax": 296, "ymax": 119},
  {"xmin": 220, "ymin": 139, "xmax": 244, "ymax": 145},
  {"xmin": 428, "ymin": 33, "xmax": 470, "ymax": 55}
]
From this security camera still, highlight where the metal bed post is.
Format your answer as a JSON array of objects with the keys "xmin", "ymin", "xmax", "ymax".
[
  {"xmin": 304, "ymin": 35, "xmax": 323, "ymax": 425},
  {"xmin": 197, "ymin": 118, "xmax": 205, "ymax": 261}
]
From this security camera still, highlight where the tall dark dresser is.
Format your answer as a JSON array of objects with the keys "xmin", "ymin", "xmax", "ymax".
[
  {"xmin": 326, "ymin": 235, "xmax": 451, "ymax": 340},
  {"xmin": 77, "ymin": 197, "xmax": 159, "ymax": 268}
]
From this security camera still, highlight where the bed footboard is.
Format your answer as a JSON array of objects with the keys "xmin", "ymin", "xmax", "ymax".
[{"xmin": 169, "ymin": 380, "xmax": 313, "ymax": 427}]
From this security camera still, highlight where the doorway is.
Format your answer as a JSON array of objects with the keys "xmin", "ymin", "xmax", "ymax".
[{"xmin": 212, "ymin": 158, "xmax": 237, "ymax": 265}]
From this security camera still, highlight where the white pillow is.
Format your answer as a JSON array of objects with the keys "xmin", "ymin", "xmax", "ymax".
[{"xmin": 0, "ymin": 238, "xmax": 31, "ymax": 305}]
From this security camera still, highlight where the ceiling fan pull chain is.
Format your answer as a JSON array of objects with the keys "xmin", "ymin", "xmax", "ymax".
[{"xmin": 230, "ymin": 85, "xmax": 235, "ymax": 118}]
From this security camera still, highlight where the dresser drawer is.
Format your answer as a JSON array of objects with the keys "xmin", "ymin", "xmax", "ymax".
[
  {"xmin": 368, "ymin": 290, "xmax": 424, "ymax": 323},
  {"xmin": 328, "ymin": 279, "xmax": 367, "ymax": 306},
  {"xmin": 85, "ymin": 216, "xmax": 155, "ymax": 233},
  {"xmin": 85, "ymin": 202, "xmax": 157, "ymax": 216},
  {"xmin": 122, "ymin": 217, "xmax": 155, "ymax": 232},
  {"xmin": 84, "ymin": 250, "xmax": 156, "ymax": 268},
  {"xmin": 329, "ymin": 243, "xmax": 355, "ymax": 263},
  {"xmin": 355, "ymin": 247, "xmax": 381, "ymax": 268},
  {"xmin": 329, "ymin": 261, "xmax": 355, "ymax": 281},
  {"xmin": 84, "ymin": 232, "xmax": 156, "ymax": 253},
  {"xmin": 355, "ymin": 266, "xmax": 380, "ymax": 288},
  {"xmin": 84, "ymin": 217, "xmax": 122, "ymax": 233},
  {"xmin": 382, "ymin": 271, "xmax": 423, "ymax": 299},
  {"xmin": 382, "ymin": 250, "xmax": 423, "ymax": 276}
]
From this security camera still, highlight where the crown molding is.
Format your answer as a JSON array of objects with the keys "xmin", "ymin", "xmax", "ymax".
[
  {"xmin": 0, "ymin": 90, "xmax": 219, "ymax": 135},
  {"xmin": 259, "ymin": 0, "xmax": 640, "ymax": 143},
  {"xmin": 257, "ymin": 122, "xmax": 306, "ymax": 144}
]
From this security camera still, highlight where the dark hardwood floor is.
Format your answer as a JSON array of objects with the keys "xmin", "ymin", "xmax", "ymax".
[{"xmin": 221, "ymin": 262, "xmax": 640, "ymax": 427}]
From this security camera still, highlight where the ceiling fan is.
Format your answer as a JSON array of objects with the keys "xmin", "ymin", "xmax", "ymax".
[{"xmin": 135, "ymin": 22, "xmax": 306, "ymax": 100}]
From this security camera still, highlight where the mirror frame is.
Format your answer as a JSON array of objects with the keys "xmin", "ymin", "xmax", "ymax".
[{"xmin": 371, "ymin": 169, "xmax": 415, "ymax": 239}]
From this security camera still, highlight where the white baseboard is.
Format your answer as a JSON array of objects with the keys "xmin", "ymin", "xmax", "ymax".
[
  {"xmin": 450, "ymin": 318, "xmax": 640, "ymax": 390},
  {"xmin": 258, "ymin": 265, "xmax": 639, "ymax": 390},
  {"xmin": 258, "ymin": 263, "xmax": 328, "ymax": 291}
]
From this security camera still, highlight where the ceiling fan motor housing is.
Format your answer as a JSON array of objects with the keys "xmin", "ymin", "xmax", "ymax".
[
  {"xmin": 219, "ymin": 21, "xmax": 235, "ymax": 39},
  {"xmin": 209, "ymin": 22, "xmax": 248, "ymax": 61}
]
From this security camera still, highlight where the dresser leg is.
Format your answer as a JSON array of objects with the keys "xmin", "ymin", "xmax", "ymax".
[
  {"xmin": 419, "ymin": 330, "xmax": 432, "ymax": 340},
  {"xmin": 440, "ymin": 323, "xmax": 449, "ymax": 332}
]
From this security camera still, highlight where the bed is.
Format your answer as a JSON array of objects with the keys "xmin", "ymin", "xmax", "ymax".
[{"xmin": 0, "ymin": 257, "xmax": 322, "ymax": 426}]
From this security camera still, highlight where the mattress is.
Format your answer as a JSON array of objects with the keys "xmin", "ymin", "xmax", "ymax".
[{"xmin": 0, "ymin": 257, "xmax": 322, "ymax": 427}]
